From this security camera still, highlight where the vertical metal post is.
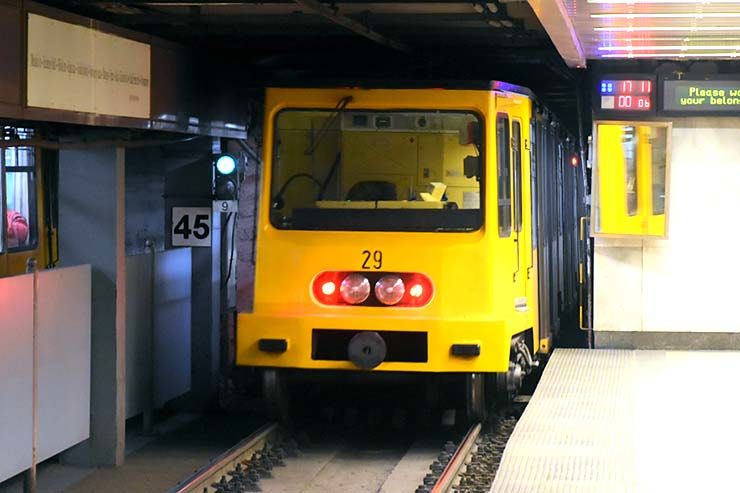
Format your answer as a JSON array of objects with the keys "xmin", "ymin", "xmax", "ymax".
[
  {"xmin": 24, "ymin": 262, "xmax": 38, "ymax": 493},
  {"xmin": 143, "ymin": 239, "xmax": 155, "ymax": 434}
]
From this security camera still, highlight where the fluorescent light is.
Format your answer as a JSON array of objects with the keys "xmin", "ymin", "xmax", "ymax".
[
  {"xmin": 589, "ymin": 0, "xmax": 740, "ymax": 3},
  {"xmin": 593, "ymin": 13, "xmax": 740, "ymax": 19},
  {"xmin": 599, "ymin": 45, "xmax": 740, "ymax": 51},
  {"xmin": 602, "ymin": 52, "xmax": 740, "ymax": 58},
  {"xmin": 606, "ymin": 37, "xmax": 740, "ymax": 42},
  {"xmin": 595, "ymin": 26, "xmax": 740, "ymax": 32}
]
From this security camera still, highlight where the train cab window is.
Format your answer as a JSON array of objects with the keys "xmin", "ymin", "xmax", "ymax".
[
  {"xmin": 3, "ymin": 146, "xmax": 38, "ymax": 251},
  {"xmin": 270, "ymin": 109, "xmax": 483, "ymax": 232},
  {"xmin": 593, "ymin": 122, "xmax": 670, "ymax": 238},
  {"xmin": 512, "ymin": 120, "xmax": 523, "ymax": 233},
  {"xmin": 496, "ymin": 114, "xmax": 512, "ymax": 238}
]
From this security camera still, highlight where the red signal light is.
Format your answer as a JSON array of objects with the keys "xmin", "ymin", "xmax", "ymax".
[{"xmin": 570, "ymin": 154, "xmax": 579, "ymax": 167}]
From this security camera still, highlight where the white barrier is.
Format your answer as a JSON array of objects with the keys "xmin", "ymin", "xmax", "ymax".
[
  {"xmin": 125, "ymin": 248, "xmax": 192, "ymax": 418},
  {"xmin": 0, "ymin": 265, "xmax": 91, "ymax": 483}
]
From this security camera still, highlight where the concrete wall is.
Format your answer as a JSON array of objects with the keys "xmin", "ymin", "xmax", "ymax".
[
  {"xmin": 164, "ymin": 149, "xmax": 220, "ymax": 408},
  {"xmin": 595, "ymin": 118, "xmax": 740, "ymax": 335},
  {"xmin": 126, "ymin": 139, "xmax": 220, "ymax": 410},
  {"xmin": 58, "ymin": 147, "xmax": 125, "ymax": 466}
]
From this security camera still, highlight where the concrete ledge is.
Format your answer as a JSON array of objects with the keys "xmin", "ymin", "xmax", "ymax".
[{"xmin": 595, "ymin": 331, "xmax": 740, "ymax": 350}]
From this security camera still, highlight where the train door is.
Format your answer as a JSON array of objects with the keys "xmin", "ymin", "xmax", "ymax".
[{"xmin": 511, "ymin": 118, "xmax": 527, "ymax": 303}]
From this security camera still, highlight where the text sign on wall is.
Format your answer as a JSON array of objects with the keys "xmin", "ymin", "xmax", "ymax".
[
  {"xmin": 171, "ymin": 207, "xmax": 211, "ymax": 247},
  {"xmin": 26, "ymin": 14, "xmax": 151, "ymax": 119},
  {"xmin": 663, "ymin": 80, "xmax": 740, "ymax": 113}
]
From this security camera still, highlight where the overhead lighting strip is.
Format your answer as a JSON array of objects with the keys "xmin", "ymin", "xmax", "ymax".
[
  {"xmin": 599, "ymin": 44, "xmax": 740, "ymax": 50},
  {"xmin": 597, "ymin": 36, "xmax": 740, "ymax": 41},
  {"xmin": 595, "ymin": 26, "xmax": 740, "ymax": 31},
  {"xmin": 601, "ymin": 52, "xmax": 740, "ymax": 57},
  {"xmin": 592, "ymin": 13, "xmax": 740, "ymax": 18},
  {"xmin": 589, "ymin": 0, "xmax": 740, "ymax": 3}
]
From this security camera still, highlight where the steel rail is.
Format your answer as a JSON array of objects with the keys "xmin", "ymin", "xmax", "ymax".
[
  {"xmin": 430, "ymin": 422, "xmax": 482, "ymax": 493},
  {"xmin": 169, "ymin": 422, "xmax": 280, "ymax": 493}
]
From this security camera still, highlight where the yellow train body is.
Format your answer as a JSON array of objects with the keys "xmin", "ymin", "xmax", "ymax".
[{"xmin": 237, "ymin": 86, "xmax": 542, "ymax": 374}]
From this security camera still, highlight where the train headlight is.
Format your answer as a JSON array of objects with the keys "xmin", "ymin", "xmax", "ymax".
[
  {"xmin": 340, "ymin": 274, "xmax": 371, "ymax": 304},
  {"xmin": 375, "ymin": 275, "xmax": 405, "ymax": 305}
]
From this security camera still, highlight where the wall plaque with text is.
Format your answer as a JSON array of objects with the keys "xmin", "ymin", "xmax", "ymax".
[{"xmin": 27, "ymin": 14, "xmax": 151, "ymax": 118}]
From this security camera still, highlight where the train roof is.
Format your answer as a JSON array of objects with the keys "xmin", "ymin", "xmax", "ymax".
[{"xmin": 267, "ymin": 80, "xmax": 536, "ymax": 99}]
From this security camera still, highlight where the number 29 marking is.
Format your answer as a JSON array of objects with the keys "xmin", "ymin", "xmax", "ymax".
[{"xmin": 362, "ymin": 250, "xmax": 383, "ymax": 270}]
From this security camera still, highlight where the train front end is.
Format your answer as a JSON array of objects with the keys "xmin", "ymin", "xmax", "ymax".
[{"xmin": 237, "ymin": 87, "xmax": 539, "ymax": 417}]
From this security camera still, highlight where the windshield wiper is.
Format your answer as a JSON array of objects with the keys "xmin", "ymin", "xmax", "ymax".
[{"xmin": 303, "ymin": 95, "xmax": 353, "ymax": 155}]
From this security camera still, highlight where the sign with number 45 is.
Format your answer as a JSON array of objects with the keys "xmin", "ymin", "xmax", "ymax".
[{"xmin": 172, "ymin": 207, "xmax": 211, "ymax": 247}]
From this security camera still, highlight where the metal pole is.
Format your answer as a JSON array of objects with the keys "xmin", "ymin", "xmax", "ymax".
[
  {"xmin": 143, "ymin": 239, "xmax": 155, "ymax": 434},
  {"xmin": 24, "ymin": 259, "xmax": 38, "ymax": 493}
]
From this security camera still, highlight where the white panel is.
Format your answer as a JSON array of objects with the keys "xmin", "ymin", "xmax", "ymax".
[
  {"xmin": 125, "ymin": 249, "xmax": 192, "ymax": 414},
  {"xmin": 593, "ymin": 242, "xmax": 642, "ymax": 332},
  {"xmin": 643, "ymin": 120, "xmax": 740, "ymax": 332},
  {"xmin": 154, "ymin": 248, "xmax": 192, "ymax": 407},
  {"xmin": 0, "ymin": 274, "xmax": 33, "ymax": 482},
  {"xmin": 36, "ymin": 265, "xmax": 92, "ymax": 463},
  {"xmin": 125, "ymin": 254, "xmax": 153, "ymax": 418}
]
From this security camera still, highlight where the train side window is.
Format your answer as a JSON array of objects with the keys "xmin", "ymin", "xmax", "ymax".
[
  {"xmin": 512, "ymin": 120, "xmax": 522, "ymax": 232},
  {"xmin": 4, "ymin": 146, "xmax": 37, "ymax": 251},
  {"xmin": 497, "ymin": 114, "xmax": 511, "ymax": 238},
  {"xmin": 623, "ymin": 126, "xmax": 638, "ymax": 216},
  {"xmin": 594, "ymin": 122, "xmax": 670, "ymax": 237},
  {"xmin": 650, "ymin": 126, "xmax": 667, "ymax": 215}
]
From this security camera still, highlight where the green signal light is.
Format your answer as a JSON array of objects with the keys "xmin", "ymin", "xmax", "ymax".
[{"xmin": 215, "ymin": 154, "xmax": 237, "ymax": 175}]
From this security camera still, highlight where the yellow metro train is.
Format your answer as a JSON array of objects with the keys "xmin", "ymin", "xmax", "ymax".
[
  {"xmin": 237, "ymin": 83, "xmax": 585, "ymax": 419},
  {"xmin": 0, "ymin": 128, "xmax": 55, "ymax": 278}
]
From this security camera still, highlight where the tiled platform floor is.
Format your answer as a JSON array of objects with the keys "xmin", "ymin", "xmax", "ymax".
[{"xmin": 491, "ymin": 348, "xmax": 740, "ymax": 493}]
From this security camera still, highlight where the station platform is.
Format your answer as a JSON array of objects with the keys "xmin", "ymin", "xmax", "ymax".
[{"xmin": 491, "ymin": 348, "xmax": 740, "ymax": 493}]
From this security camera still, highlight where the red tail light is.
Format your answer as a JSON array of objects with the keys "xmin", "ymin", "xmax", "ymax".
[
  {"xmin": 312, "ymin": 271, "xmax": 345, "ymax": 305},
  {"xmin": 312, "ymin": 271, "xmax": 434, "ymax": 307},
  {"xmin": 399, "ymin": 273, "xmax": 434, "ymax": 307}
]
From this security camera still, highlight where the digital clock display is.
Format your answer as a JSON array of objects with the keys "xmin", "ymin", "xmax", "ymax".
[{"xmin": 600, "ymin": 79, "xmax": 653, "ymax": 112}]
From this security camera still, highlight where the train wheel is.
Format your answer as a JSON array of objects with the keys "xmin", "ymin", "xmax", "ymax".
[
  {"xmin": 262, "ymin": 368, "xmax": 290, "ymax": 421},
  {"xmin": 492, "ymin": 362, "xmax": 524, "ymax": 403},
  {"xmin": 465, "ymin": 373, "xmax": 487, "ymax": 422}
]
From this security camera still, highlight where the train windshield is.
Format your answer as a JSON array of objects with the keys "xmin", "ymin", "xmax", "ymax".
[{"xmin": 270, "ymin": 109, "xmax": 483, "ymax": 232}]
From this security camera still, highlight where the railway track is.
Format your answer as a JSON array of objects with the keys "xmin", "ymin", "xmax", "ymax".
[{"xmin": 171, "ymin": 409, "xmax": 522, "ymax": 493}]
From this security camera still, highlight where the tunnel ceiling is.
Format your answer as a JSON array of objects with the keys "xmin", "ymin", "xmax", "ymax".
[{"xmin": 36, "ymin": 0, "xmax": 586, "ymax": 133}]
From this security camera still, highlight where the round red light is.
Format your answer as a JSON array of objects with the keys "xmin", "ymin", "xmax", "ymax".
[
  {"xmin": 312, "ymin": 271, "xmax": 344, "ymax": 305},
  {"xmin": 399, "ymin": 273, "xmax": 434, "ymax": 307}
]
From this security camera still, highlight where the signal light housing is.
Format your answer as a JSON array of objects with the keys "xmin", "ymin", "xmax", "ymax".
[
  {"xmin": 213, "ymin": 153, "xmax": 239, "ymax": 200},
  {"xmin": 312, "ymin": 271, "xmax": 433, "ymax": 307}
]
